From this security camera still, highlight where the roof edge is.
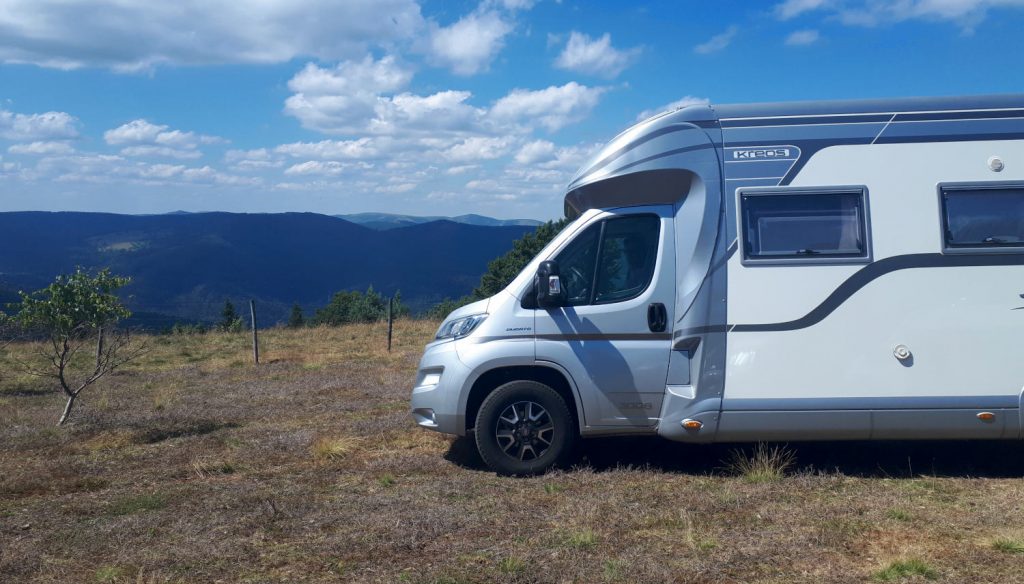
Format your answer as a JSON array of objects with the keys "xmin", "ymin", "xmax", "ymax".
[{"xmin": 712, "ymin": 93, "xmax": 1024, "ymax": 120}]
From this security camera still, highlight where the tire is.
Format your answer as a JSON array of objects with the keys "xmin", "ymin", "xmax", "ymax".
[{"xmin": 474, "ymin": 380, "xmax": 576, "ymax": 476}]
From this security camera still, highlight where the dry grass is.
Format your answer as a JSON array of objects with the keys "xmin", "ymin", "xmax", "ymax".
[
  {"xmin": 3, "ymin": 319, "xmax": 1024, "ymax": 582},
  {"xmin": 723, "ymin": 442, "xmax": 796, "ymax": 483}
]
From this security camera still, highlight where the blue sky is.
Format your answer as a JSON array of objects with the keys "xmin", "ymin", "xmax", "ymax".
[{"xmin": 1, "ymin": 0, "xmax": 1023, "ymax": 220}]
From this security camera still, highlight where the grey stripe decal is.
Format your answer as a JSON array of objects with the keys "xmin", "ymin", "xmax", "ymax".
[
  {"xmin": 732, "ymin": 253, "xmax": 1024, "ymax": 332},
  {"xmin": 537, "ymin": 333, "xmax": 672, "ymax": 341},
  {"xmin": 721, "ymin": 109, "xmax": 1024, "ymax": 128},
  {"xmin": 895, "ymin": 109, "xmax": 1024, "ymax": 122},
  {"xmin": 721, "ymin": 113, "xmax": 893, "ymax": 128},
  {"xmin": 471, "ymin": 333, "xmax": 673, "ymax": 343},
  {"xmin": 567, "ymin": 125, "xmax": 699, "ymax": 190},
  {"xmin": 724, "ymin": 395, "xmax": 1019, "ymax": 411},
  {"xmin": 674, "ymin": 252, "xmax": 1024, "ymax": 338},
  {"xmin": 609, "ymin": 143, "xmax": 715, "ymax": 176}
]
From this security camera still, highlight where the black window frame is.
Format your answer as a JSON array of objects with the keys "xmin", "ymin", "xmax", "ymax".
[
  {"xmin": 737, "ymin": 185, "xmax": 872, "ymax": 266},
  {"xmin": 938, "ymin": 181, "xmax": 1024, "ymax": 254}
]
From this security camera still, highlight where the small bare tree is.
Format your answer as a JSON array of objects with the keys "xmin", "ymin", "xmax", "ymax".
[{"xmin": 10, "ymin": 268, "xmax": 146, "ymax": 425}]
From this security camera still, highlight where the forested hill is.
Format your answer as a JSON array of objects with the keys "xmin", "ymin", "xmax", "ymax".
[{"xmin": 0, "ymin": 211, "xmax": 535, "ymax": 325}]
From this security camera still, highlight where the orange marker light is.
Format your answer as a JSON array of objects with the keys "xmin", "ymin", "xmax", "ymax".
[
  {"xmin": 682, "ymin": 419, "xmax": 703, "ymax": 430},
  {"xmin": 977, "ymin": 412, "xmax": 996, "ymax": 422}
]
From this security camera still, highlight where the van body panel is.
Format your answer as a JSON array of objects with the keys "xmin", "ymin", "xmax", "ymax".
[{"xmin": 412, "ymin": 94, "xmax": 1024, "ymax": 458}]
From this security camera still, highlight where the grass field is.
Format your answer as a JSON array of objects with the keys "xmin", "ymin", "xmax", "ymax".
[{"xmin": 3, "ymin": 321, "xmax": 1024, "ymax": 583}]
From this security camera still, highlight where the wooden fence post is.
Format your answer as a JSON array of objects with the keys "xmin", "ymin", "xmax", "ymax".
[
  {"xmin": 250, "ymin": 300, "xmax": 260, "ymax": 365},
  {"xmin": 387, "ymin": 296, "xmax": 394, "ymax": 352},
  {"xmin": 95, "ymin": 326, "xmax": 104, "ymax": 370}
]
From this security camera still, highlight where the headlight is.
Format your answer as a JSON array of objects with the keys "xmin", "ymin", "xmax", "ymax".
[{"xmin": 435, "ymin": 313, "xmax": 487, "ymax": 340}]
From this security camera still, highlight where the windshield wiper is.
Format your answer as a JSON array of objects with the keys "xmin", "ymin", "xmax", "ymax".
[{"xmin": 795, "ymin": 249, "xmax": 820, "ymax": 255}]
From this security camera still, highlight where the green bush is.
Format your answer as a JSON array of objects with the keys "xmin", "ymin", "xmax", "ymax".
[{"xmin": 313, "ymin": 287, "xmax": 409, "ymax": 326}]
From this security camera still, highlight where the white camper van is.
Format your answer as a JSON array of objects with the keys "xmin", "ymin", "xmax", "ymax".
[{"xmin": 411, "ymin": 94, "xmax": 1024, "ymax": 475}]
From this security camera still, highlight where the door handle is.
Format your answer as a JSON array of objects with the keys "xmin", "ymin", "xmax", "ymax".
[{"xmin": 648, "ymin": 302, "xmax": 667, "ymax": 333}]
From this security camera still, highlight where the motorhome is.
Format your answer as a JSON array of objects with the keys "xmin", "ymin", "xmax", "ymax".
[{"xmin": 411, "ymin": 94, "xmax": 1024, "ymax": 475}]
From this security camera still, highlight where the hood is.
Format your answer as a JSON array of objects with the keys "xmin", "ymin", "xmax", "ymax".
[{"xmin": 445, "ymin": 297, "xmax": 490, "ymax": 320}]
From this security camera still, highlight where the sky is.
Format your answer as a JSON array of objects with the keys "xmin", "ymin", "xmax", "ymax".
[{"xmin": 1, "ymin": 0, "xmax": 1023, "ymax": 220}]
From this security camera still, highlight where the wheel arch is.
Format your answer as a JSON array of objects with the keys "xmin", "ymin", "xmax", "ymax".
[{"xmin": 464, "ymin": 364, "xmax": 584, "ymax": 435}]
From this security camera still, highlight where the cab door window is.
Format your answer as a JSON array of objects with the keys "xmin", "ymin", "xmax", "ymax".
[
  {"xmin": 554, "ymin": 214, "xmax": 660, "ymax": 306},
  {"xmin": 554, "ymin": 222, "xmax": 600, "ymax": 305}
]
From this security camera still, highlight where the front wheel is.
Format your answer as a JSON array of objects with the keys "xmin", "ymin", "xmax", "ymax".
[{"xmin": 475, "ymin": 380, "xmax": 576, "ymax": 476}]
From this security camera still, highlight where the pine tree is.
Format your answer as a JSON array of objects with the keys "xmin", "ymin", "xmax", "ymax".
[
  {"xmin": 219, "ymin": 300, "xmax": 241, "ymax": 332},
  {"xmin": 288, "ymin": 303, "xmax": 304, "ymax": 328},
  {"xmin": 472, "ymin": 218, "xmax": 570, "ymax": 299}
]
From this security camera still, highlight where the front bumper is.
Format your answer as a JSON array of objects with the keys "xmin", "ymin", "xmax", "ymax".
[{"xmin": 410, "ymin": 339, "xmax": 474, "ymax": 436}]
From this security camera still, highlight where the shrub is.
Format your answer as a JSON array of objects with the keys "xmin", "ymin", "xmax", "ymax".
[{"xmin": 723, "ymin": 443, "xmax": 796, "ymax": 483}]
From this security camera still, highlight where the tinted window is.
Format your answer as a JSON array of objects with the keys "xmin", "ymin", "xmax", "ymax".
[
  {"xmin": 942, "ymin": 185, "xmax": 1024, "ymax": 249},
  {"xmin": 741, "ymin": 190, "xmax": 867, "ymax": 261},
  {"xmin": 554, "ymin": 223, "xmax": 600, "ymax": 306},
  {"xmin": 553, "ymin": 215, "xmax": 661, "ymax": 305},
  {"xmin": 594, "ymin": 216, "xmax": 660, "ymax": 304}
]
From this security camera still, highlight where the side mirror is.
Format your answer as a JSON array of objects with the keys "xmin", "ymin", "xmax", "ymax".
[{"xmin": 536, "ymin": 260, "xmax": 565, "ymax": 308}]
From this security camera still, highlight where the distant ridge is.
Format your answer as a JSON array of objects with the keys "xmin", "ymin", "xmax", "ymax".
[{"xmin": 337, "ymin": 212, "xmax": 543, "ymax": 230}]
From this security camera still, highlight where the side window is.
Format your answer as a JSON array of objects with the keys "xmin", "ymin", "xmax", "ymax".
[
  {"xmin": 553, "ymin": 214, "xmax": 661, "ymax": 305},
  {"xmin": 594, "ymin": 216, "xmax": 660, "ymax": 304},
  {"xmin": 940, "ymin": 183, "xmax": 1024, "ymax": 251},
  {"xmin": 739, "ymin": 187, "xmax": 869, "ymax": 264}
]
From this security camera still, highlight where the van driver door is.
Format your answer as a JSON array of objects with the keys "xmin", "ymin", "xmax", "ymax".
[{"xmin": 534, "ymin": 206, "xmax": 676, "ymax": 427}]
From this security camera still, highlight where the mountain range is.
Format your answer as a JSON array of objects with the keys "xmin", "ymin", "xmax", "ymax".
[
  {"xmin": 0, "ymin": 212, "xmax": 538, "ymax": 327},
  {"xmin": 337, "ymin": 212, "xmax": 542, "ymax": 230}
]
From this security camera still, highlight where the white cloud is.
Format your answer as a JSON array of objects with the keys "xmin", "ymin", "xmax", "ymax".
[
  {"xmin": 514, "ymin": 140, "xmax": 556, "ymax": 165},
  {"xmin": 224, "ymin": 148, "xmax": 285, "ymax": 171},
  {"xmin": 0, "ymin": 0, "xmax": 425, "ymax": 71},
  {"xmin": 287, "ymin": 56, "xmax": 412, "ymax": 96},
  {"xmin": 775, "ymin": 0, "xmax": 1024, "ymax": 30},
  {"xmin": 444, "ymin": 136, "xmax": 514, "ymax": 162},
  {"xmin": 373, "ymin": 91, "xmax": 485, "ymax": 135},
  {"xmin": 104, "ymin": 119, "xmax": 221, "ymax": 159},
  {"xmin": 104, "ymin": 119, "xmax": 219, "ymax": 146},
  {"xmin": 140, "ymin": 163, "xmax": 186, "ymax": 179},
  {"xmin": 837, "ymin": 0, "xmax": 1024, "ymax": 27},
  {"xmin": 29, "ymin": 152, "xmax": 259, "ymax": 188},
  {"xmin": 427, "ymin": 9, "xmax": 513, "ymax": 75},
  {"xmin": 445, "ymin": 164, "xmax": 479, "ymax": 175},
  {"xmin": 180, "ymin": 165, "xmax": 261, "ymax": 186},
  {"xmin": 375, "ymin": 182, "xmax": 417, "ymax": 194},
  {"xmin": 490, "ymin": 82, "xmax": 609, "ymax": 132},
  {"xmin": 118, "ymin": 146, "xmax": 203, "ymax": 159},
  {"xmin": 635, "ymin": 96, "xmax": 710, "ymax": 122},
  {"xmin": 553, "ymin": 31, "xmax": 641, "ymax": 79},
  {"xmin": 274, "ymin": 138, "xmax": 381, "ymax": 160},
  {"xmin": 490, "ymin": 0, "xmax": 536, "ymax": 9},
  {"xmin": 283, "ymin": 57, "xmax": 487, "ymax": 135},
  {"xmin": 284, "ymin": 161, "xmax": 355, "ymax": 176},
  {"xmin": 225, "ymin": 148, "xmax": 273, "ymax": 163},
  {"xmin": 694, "ymin": 26, "xmax": 738, "ymax": 54},
  {"xmin": 0, "ymin": 109, "xmax": 79, "ymax": 141},
  {"xmin": 7, "ymin": 140, "xmax": 75, "ymax": 155},
  {"xmin": 517, "ymin": 142, "xmax": 600, "ymax": 172},
  {"xmin": 774, "ymin": 0, "xmax": 831, "ymax": 19},
  {"xmin": 785, "ymin": 29, "xmax": 821, "ymax": 45},
  {"xmin": 284, "ymin": 55, "xmax": 609, "ymax": 140}
]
